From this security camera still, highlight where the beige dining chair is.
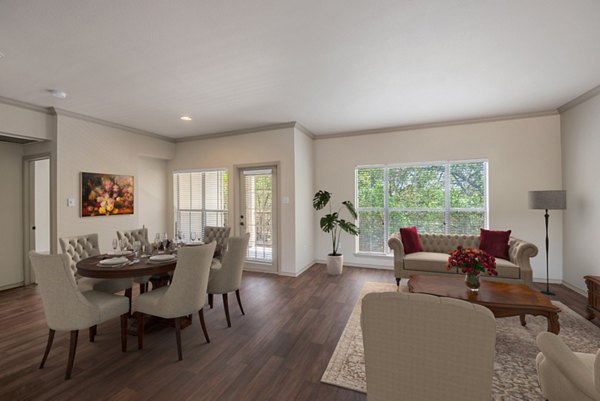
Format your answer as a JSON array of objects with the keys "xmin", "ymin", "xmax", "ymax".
[
  {"xmin": 136, "ymin": 242, "xmax": 216, "ymax": 361},
  {"xmin": 203, "ymin": 226, "xmax": 231, "ymax": 260},
  {"xmin": 29, "ymin": 251, "xmax": 129, "ymax": 380},
  {"xmin": 536, "ymin": 331, "xmax": 600, "ymax": 400},
  {"xmin": 59, "ymin": 233, "xmax": 133, "ymax": 312},
  {"xmin": 361, "ymin": 292, "xmax": 496, "ymax": 401},
  {"xmin": 207, "ymin": 233, "xmax": 250, "ymax": 327},
  {"xmin": 117, "ymin": 228, "xmax": 151, "ymax": 293}
]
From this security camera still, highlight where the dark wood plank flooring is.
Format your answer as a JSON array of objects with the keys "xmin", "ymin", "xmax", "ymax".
[{"xmin": 0, "ymin": 266, "xmax": 594, "ymax": 401}]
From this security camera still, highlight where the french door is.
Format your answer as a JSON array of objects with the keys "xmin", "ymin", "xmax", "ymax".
[{"xmin": 238, "ymin": 166, "xmax": 278, "ymax": 273}]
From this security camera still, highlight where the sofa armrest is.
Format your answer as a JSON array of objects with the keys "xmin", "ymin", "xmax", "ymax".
[
  {"xmin": 388, "ymin": 233, "xmax": 405, "ymax": 279},
  {"xmin": 508, "ymin": 237, "xmax": 538, "ymax": 287}
]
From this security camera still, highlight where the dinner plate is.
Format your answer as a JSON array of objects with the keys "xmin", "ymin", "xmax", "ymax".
[
  {"xmin": 149, "ymin": 254, "xmax": 176, "ymax": 262},
  {"xmin": 108, "ymin": 250, "xmax": 133, "ymax": 256},
  {"xmin": 99, "ymin": 257, "xmax": 128, "ymax": 266}
]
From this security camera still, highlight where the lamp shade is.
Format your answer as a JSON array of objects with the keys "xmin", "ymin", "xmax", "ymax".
[{"xmin": 528, "ymin": 190, "xmax": 566, "ymax": 210}]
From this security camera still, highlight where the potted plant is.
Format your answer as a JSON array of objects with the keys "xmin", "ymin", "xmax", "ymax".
[{"xmin": 313, "ymin": 190, "xmax": 359, "ymax": 275}]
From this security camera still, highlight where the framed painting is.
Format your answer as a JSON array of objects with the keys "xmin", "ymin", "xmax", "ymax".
[{"xmin": 81, "ymin": 172, "xmax": 134, "ymax": 217}]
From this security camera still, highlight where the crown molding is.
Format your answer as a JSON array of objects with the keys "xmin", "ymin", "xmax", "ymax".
[
  {"xmin": 51, "ymin": 107, "xmax": 175, "ymax": 143},
  {"xmin": 175, "ymin": 122, "xmax": 299, "ymax": 143},
  {"xmin": 293, "ymin": 122, "xmax": 316, "ymax": 139},
  {"xmin": 0, "ymin": 95, "xmax": 51, "ymax": 114},
  {"xmin": 557, "ymin": 84, "xmax": 600, "ymax": 113},
  {"xmin": 314, "ymin": 110, "xmax": 559, "ymax": 140}
]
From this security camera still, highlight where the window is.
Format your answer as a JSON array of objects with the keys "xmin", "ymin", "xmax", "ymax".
[
  {"xmin": 173, "ymin": 169, "xmax": 228, "ymax": 240},
  {"xmin": 356, "ymin": 160, "xmax": 488, "ymax": 254}
]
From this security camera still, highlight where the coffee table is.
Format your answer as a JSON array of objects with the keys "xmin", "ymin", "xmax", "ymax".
[{"xmin": 408, "ymin": 274, "xmax": 561, "ymax": 334}]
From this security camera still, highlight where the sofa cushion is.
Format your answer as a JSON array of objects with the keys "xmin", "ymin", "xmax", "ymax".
[
  {"xmin": 479, "ymin": 229, "xmax": 511, "ymax": 259},
  {"xmin": 494, "ymin": 258, "xmax": 520, "ymax": 279},
  {"xmin": 404, "ymin": 252, "xmax": 457, "ymax": 274},
  {"xmin": 400, "ymin": 226, "xmax": 423, "ymax": 254}
]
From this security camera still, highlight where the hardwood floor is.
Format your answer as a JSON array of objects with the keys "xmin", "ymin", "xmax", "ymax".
[{"xmin": 0, "ymin": 266, "xmax": 595, "ymax": 401}]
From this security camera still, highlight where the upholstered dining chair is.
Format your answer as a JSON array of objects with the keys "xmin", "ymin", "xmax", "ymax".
[
  {"xmin": 207, "ymin": 233, "xmax": 250, "ymax": 327},
  {"xmin": 536, "ymin": 331, "xmax": 600, "ymax": 400},
  {"xmin": 203, "ymin": 226, "xmax": 231, "ymax": 260},
  {"xmin": 361, "ymin": 292, "xmax": 496, "ymax": 401},
  {"xmin": 136, "ymin": 242, "xmax": 216, "ymax": 361},
  {"xmin": 29, "ymin": 251, "xmax": 129, "ymax": 380},
  {"xmin": 59, "ymin": 233, "xmax": 133, "ymax": 311},
  {"xmin": 117, "ymin": 228, "xmax": 151, "ymax": 293}
]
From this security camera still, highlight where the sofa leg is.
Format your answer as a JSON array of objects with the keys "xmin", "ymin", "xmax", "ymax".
[{"xmin": 396, "ymin": 278, "xmax": 401, "ymax": 287}]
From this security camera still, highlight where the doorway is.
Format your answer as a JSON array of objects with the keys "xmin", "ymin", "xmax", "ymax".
[{"xmin": 238, "ymin": 166, "xmax": 278, "ymax": 273}]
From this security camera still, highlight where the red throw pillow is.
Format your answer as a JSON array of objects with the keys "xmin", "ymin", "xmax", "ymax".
[
  {"xmin": 400, "ymin": 226, "xmax": 423, "ymax": 254},
  {"xmin": 479, "ymin": 229, "xmax": 511, "ymax": 260}
]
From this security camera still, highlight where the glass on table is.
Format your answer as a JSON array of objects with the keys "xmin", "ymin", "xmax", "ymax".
[
  {"xmin": 112, "ymin": 238, "xmax": 118, "ymax": 254},
  {"xmin": 132, "ymin": 241, "xmax": 141, "ymax": 258}
]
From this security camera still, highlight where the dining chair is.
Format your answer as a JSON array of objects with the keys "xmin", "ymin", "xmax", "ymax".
[
  {"xmin": 136, "ymin": 242, "xmax": 216, "ymax": 361},
  {"xmin": 203, "ymin": 226, "xmax": 231, "ymax": 260},
  {"xmin": 117, "ymin": 228, "xmax": 151, "ymax": 293},
  {"xmin": 29, "ymin": 251, "xmax": 129, "ymax": 380},
  {"xmin": 361, "ymin": 292, "xmax": 496, "ymax": 401},
  {"xmin": 60, "ymin": 233, "xmax": 133, "ymax": 311},
  {"xmin": 207, "ymin": 233, "xmax": 250, "ymax": 327}
]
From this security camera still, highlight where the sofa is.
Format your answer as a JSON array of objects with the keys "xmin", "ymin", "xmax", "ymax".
[{"xmin": 388, "ymin": 232, "xmax": 538, "ymax": 287}]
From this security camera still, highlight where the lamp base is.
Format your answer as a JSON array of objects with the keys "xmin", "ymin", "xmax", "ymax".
[{"xmin": 541, "ymin": 289, "xmax": 555, "ymax": 296}]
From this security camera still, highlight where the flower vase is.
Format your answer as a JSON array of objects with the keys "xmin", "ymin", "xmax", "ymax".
[{"xmin": 465, "ymin": 273, "xmax": 480, "ymax": 292}]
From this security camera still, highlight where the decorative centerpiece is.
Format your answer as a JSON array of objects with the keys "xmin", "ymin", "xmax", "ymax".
[{"xmin": 447, "ymin": 246, "xmax": 497, "ymax": 292}]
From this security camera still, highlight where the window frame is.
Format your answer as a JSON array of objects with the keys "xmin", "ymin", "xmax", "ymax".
[
  {"xmin": 354, "ymin": 159, "xmax": 489, "ymax": 255},
  {"xmin": 173, "ymin": 168, "xmax": 229, "ymax": 240}
]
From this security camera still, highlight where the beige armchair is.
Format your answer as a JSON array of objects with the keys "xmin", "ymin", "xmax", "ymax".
[
  {"xmin": 60, "ymin": 234, "xmax": 133, "ymax": 307},
  {"xmin": 203, "ymin": 226, "xmax": 231, "ymax": 260},
  {"xmin": 207, "ymin": 234, "xmax": 250, "ymax": 327},
  {"xmin": 536, "ymin": 331, "xmax": 600, "ymax": 400},
  {"xmin": 117, "ymin": 228, "xmax": 151, "ymax": 293},
  {"xmin": 136, "ymin": 242, "xmax": 216, "ymax": 361},
  {"xmin": 361, "ymin": 292, "xmax": 496, "ymax": 401},
  {"xmin": 29, "ymin": 252, "xmax": 129, "ymax": 380}
]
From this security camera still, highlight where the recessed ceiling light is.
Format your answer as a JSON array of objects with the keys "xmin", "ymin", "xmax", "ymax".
[
  {"xmin": 0, "ymin": 51, "xmax": 4, "ymax": 59},
  {"xmin": 49, "ymin": 89, "xmax": 67, "ymax": 99},
  {"xmin": 180, "ymin": 116, "xmax": 192, "ymax": 121}
]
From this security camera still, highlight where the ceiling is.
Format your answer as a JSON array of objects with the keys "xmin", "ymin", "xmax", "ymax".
[{"xmin": 0, "ymin": 0, "xmax": 599, "ymax": 139}]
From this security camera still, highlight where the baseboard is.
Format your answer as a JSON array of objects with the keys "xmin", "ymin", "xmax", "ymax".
[
  {"xmin": 562, "ymin": 280, "xmax": 587, "ymax": 296},
  {"xmin": 315, "ymin": 259, "xmax": 393, "ymax": 271},
  {"xmin": 532, "ymin": 277, "xmax": 562, "ymax": 284},
  {"xmin": 279, "ymin": 261, "xmax": 316, "ymax": 277},
  {"xmin": 0, "ymin": 282, "xmax": 24, "ymax": 291}
]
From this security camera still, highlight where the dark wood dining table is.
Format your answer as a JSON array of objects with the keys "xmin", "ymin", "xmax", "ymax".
[{"xmin": 76, "ymin": 253, "xmax": 177, "ymax": 281}]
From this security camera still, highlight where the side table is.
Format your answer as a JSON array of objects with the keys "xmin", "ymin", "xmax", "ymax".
[{"xmin": 584, "ymin": 275, "xmax": 600, "ymax": 320}]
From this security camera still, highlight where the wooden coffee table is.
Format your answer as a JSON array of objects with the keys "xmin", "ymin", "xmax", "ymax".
[{"xmin": 408, "ymin": 274, "xmax": 561, "ymax": 334}]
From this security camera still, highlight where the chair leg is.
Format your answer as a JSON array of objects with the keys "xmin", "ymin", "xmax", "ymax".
[
  {"xmin": 120, "ymin": 313, "xmax": 128, "ymax": 352},
  {"xmin": 208, "ymin": 293, "xmax": 213, "ymax": 309},
  {"xmin": 199, "ymin": 308, "xmax": 210, "ymax": 343},
  {"xmin": 223, "ymin": 293, "xmax": 231, "ymax": 327},
  {"xmin": 125, "ymin": 287, "xmax": 133, "ymax": 317},
  {"xmin": 139, "ymin": 282, "xmax": 146, "ymax": 294},
  {"xmin": 65, "ymin": 330, "xmax": 79, "ymax": 380},
  {"xmin": 136, "ymin": 312, "xmax": 144, "ymax": 350},
  {"xmin": 39, "ymin": 329, "xmax": 55, "ymax": 369},
  {"xmin": 174, "ymin": 317, "xmax": 182, "ymax": 361},
  {"xmin": 89, "ymin": 325, "xmax": 97, "ymax": 342},
  {"xmin": 235, "ymin": 289, "xmax": 245, "ymax": 315}
]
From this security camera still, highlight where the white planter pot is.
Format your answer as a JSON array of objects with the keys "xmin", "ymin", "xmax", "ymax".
[{"xmin": 326, "ymin": 254, "xmax": 343, "ymax": 275}]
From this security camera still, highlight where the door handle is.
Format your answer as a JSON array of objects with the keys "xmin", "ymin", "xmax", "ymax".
[{"xmin": 32, "ymin": 226, "xmax": 36, "ymax": 230}]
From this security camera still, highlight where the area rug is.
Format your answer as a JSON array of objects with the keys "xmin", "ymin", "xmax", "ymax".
[{"xmin": 321, "ymin": 281, "xmax": 600, "ymax": 400}]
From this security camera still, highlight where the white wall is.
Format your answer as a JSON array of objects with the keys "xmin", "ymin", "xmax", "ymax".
[
  {"xmin": 137, "ymin": 156, "xmax": 169, "ymax": 239},
  {"xmin": 561, "ymin": 93, "xmax": 600, "ymax": 292},
  {"xmin": 314, "ymin": 115, "xmax": 563, "ymax": 281},
  {"xmin": 0, "ymin": 142, "xmax": 24, "ymax": 289},
  {"xmin": 169, "ymin": 128, "xmax": 298, "ymax": 275},
  {"xmin": 0, "ymin": 102, "xmax": 52, "ymax": 140},
  {"xmin": 294, "ymin": 128, "xmax": 316, "ymax": 273},
  {"xmin": 55, "ymin": 115, "xmax": 174, "ymax": 253}
]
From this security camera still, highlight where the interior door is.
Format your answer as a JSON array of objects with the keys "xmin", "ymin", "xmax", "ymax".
[
  {"xmin": 25, "ymin": 157, "xmax": 51, "ymax": 284},
  {"xmin": 239, "ymin": 166, "xmax": 278, "ymax": 273}
]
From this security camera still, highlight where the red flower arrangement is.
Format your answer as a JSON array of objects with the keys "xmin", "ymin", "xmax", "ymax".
[{"xmin": 447, "ymin": 246, "xmax": 497, "ymax": 276}]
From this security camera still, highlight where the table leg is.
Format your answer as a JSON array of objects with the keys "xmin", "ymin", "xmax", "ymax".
[
  {"xmin": 519, "ymin": 314, "xmax": 526, "ymax": 326},
  {"xmin": 547, "ymin": 313, "xmax": 560, "ymax": 335}
]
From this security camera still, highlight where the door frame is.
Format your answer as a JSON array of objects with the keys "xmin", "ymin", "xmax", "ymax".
[
  {"xmin": 22, "ymin": 153, "xmax": 53, "ymax": 285},
  {"xmin": 234, "ymin": 162, "xmax": 280, "ymax": 274}
]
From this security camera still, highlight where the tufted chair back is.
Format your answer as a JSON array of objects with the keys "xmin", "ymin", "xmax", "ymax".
[
  {"xmin": 203, "ymin": 226, "xmax": 231, "ymax": 257},
  {"xmin": 419, "ymin": 233, "xmax": 480, "ymax": 254},
  {"xmin": 117, "ymin": 228, "xmax": 150, "ymax": 250},
  {"xmin": 59, "ymin": 233, "xmax": 101, "ymax": 274}
]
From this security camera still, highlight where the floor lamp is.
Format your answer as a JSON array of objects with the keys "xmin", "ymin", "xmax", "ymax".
[{"xmin": 528, "ymin": 190, "xmax": 566, "ymax": 296}]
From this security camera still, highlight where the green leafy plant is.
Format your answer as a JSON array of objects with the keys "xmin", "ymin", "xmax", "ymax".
[{"xmin": 313, "ymin": 190, "xmax": 359, "ymax": 256}]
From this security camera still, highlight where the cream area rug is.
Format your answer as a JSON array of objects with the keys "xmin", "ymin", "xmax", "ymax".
[{"xmin": 322, "ymin": 281, "xmax": 600, "ymax": 400}]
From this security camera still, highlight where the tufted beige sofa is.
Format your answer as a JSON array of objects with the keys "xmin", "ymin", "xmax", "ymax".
[{"xmin": 388, "ymin": 232, "xmax": 538, "ymax": 287}]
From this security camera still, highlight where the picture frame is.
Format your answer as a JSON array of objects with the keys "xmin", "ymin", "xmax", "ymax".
[{"xmin": 80, "ymin": 172, "xmax": 134, "ymax": 217}]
